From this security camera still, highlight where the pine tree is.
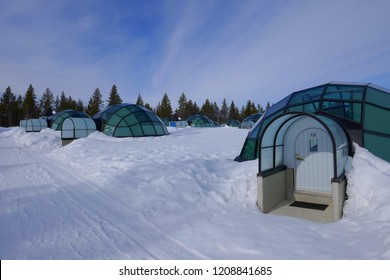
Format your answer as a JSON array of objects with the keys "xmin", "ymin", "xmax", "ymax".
[
  {"xmin": 200, "ymin": 99, "xmax": 213, "ymax": 119},
  {"xmin": 0, "ymin": 86, "xmax": 17, "ymax": 126},
  {"xmin": 76, "ymin": 99, "xmax": 84, "ymax": 112},
  {"xmin": 59, "ymin": 91, "xmax": 67, "ymax": 111},
  {"xmin": 243, "ymin": 100, "xmax": 258, "ymax": 118},
  {"xmin": 155, "ymin": 93, "xmax": 172, "ymax": 119},
  {"xmin": 212, "ymin": 101, "xmax": 220, "ymax": 123},
  {"xmin": 144, "ymin": 103, "xmax": 153, "ymax": 110},
  {"xmin": 54, "ymin": 95, "xmax": 60, "ymax": 113},
  {"xmin": 136, "ymin": 93, "xmax": 144, "ymax": 106},
  {"xmin": 219, "ymin": 98, "xmax": 229, "ymax": 124},
  {"xmin": 265, "ymin": 101, "xmax": 271, "ymax": 111},
  {"xmin": 39, "ymin": 88, "xmax": 54, "ymax": 116},
  {"xmin": 190, "ymin": 101, "xmax": 200, "ymax": 116},
  {"xmin": 67, "ymin": 95, "xmax": 77, "ymax": 110},
  {"xmin": 228, "ymin": 101, "xmax": 240, "ymax": 121},
  {"xmin": 86, "ymin": 88, "xmax": 104, "ymax": 116},
  {"xmin": 22, "ymin": 84, "xmax": 38, "ymax": 119},
  {"xmin": 107, "ymin": 84, "xmax": 122, "ymax": 106},
  {"xmin": 175, "ymin": 93, "xmax": 187, "ymax": 119},
  {"xmin": 257, "ymin": 103, "xmax": 264, "ymax": 113}
]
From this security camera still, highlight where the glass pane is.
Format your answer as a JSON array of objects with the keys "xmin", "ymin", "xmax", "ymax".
[
  {"xmin": 364, "ymin": 104, "xmax": 390, "ymax": 134},
  {"xmin": 75, "ymin": 129, "xmax": 87, "ymax": 138},
  {"xmin": 141, "ymin": 124, "xmax": 156, "ymax": 135},
  {"xmin": 321, "ymin": 101, "xmax": 361, "ymax": 122},
  {"xmin": 275, "ymin": 146, "xmax": 283, "ymax": 167},
  {"xmin": 147, "ymin": 112, "xmax": 160, "ymax": 122},
  {"xmin": 107, "ymin": 114, "xmax": 122, "ymax": 126},
  {"xmin": 116, "ymin": 107, "xmax": 131, "ymax": 117},
  {"xmin": 260, "ymin": 147, "xmax": 273, "ymax": 171},
  {"xmin": 324, "ymin": 85, "xmax": 364, "ymax": 100},
  {"xmin": 124, "ymin": 114, "xmax": 138, "ymax": 126},
  {"xmin": 364, "ymin": 132, "xmax": 390, "ymax": 162},
  {"xmin": 264, "ymin": 96, "xmax": 290, "ymax": 117},
  {"xmin": 135, "ymin": 112, "xmax": 150, "ymax": 123},
  {"xmin": 366, "ymin": 87, "xmax": 390, "ymax": 109},
  {"xmin": 239, "ymin": 139, "xmax": 257, "ymax": 160},
  {"xmin": 103, "ymin": 125, "xmax": 115, "ymax": 136},
  {"xmin": 117, "ymin": 119, "xmax": 127, "ymax": 127},
  {"xmin": 131, "ymin": 124, "xmax": 143, "ymax": 136},
  {"xmin": 288, "ymin": 86, "xmax": 324, "ymax": 106},
  {"xmin": 114, "ymin": 126, "xmax": 132, "ymax": 137},
  {"xmin": 154, "ymin": 124, "xmax": 167, "ymax": 135}
]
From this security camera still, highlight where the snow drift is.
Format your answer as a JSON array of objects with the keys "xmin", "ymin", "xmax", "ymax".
[{"xmin": 0, "ymin": 126, "xmax": 389, "ymax": 259}]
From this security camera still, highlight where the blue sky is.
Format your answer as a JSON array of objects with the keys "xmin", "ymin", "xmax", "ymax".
[{"xmin": 1, "ymin": 0, "xmax": 390, "ymax": 109}]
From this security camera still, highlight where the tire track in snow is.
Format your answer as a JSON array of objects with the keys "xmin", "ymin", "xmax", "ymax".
[{"xmin": 24, "ymin": 148, "xmax": 206, "ymax": 259}]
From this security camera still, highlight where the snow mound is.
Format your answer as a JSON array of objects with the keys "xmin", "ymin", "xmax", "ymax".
[
  {"xmin": 344, "ymin": 144, "xmax": 390, "ymax": 222},
  {"xmin": 2, "ymin": 127, "xmax": 61, "ymax": 152}
]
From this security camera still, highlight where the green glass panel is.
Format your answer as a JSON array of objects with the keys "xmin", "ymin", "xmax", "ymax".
[
  {"xmin": 288, "ymin": 86, "xmax": 323, "ymax": 106},
  {"xmin": 364, "ymin": 132, "xmax": 390, "ymax": 162},
  {"xmin": 239, "ymin": 139, "xmax": 257, "ymax": 160},
  {"xmin": 286, "ymin": 103, "xmax": 318, "ymax": 113},
  {"xmin": 147, "ymin": 112, "xmax": 159, "ymax": 122},
  {"xmin": 116, "ymin": 107, "xmax": 131, "ymax": 117},
  {"xmin": 107, "ymin": 114, "xmax": 122, "ymax": 126},
  {"xmin": 135, "ymin": 112, "xmax": 150, "ymax": 123},
  {"xmin": 366, "ymin": 87, "xmax": 390, "ymax": 109},
  {"xmin": 155, "ymin": 124, "xmax": 167, "ymax": 135},
  {"xmin": 324, "ymin": 85, "xmax": 364, "ymax": 100},
  {"xmin": 104, "ymin": 125, "xmax": 115, "ymax": 136},
  {"xmin": 352, "ymin": 103, "xmax": 362, "ymax": 123},
  {"xmin": 364, "ymin": 104, "xmax": 390, "ymax": 134},
  {"xmin": 321, "ymin": 101, "xmax": 361, "ymax": 122},
  {"xmin": 129, "ymin": 105, "xmax": 142, "ymax": 113},
  {"xmin": 113, "ymin": 126, "xmax": 132, "ymax": 137},
  {"xmin": 142, "ymin": 124, "xmax": 156, "ymax": 135},
  {"xmin": 124, "ymin": 114, "xmax": 138, "ymax": 126},
  {"xmin": 118, "ymin": 119, "xmax": 127, "ymax": 127},
  {"xmin": 131, "ymin": 124, "xmax": 143, "ymax": 136}
]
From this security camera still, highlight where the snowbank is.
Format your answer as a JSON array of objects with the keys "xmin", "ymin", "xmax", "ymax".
[
  {"xmin": 1, "ymin": 127, "xmax": 61, "ymax": 152},
  {"xmin": 344, "ymin": 144, "xmax": 390, "ymax": 222},
  {"xmin": 1, "ymin": 126, "xmax": 390, "ymax": 259}
]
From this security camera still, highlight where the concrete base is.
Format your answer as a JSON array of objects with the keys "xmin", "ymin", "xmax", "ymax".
[
  {"xmin": 257, "ymin": 167, "xmax": 347, "ymax": 223},
  {"xmin": 268, "ymin": 199, "xmax": 334, "ymax": 223}
]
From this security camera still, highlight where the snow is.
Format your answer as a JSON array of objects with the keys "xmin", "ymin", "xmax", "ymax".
[{"xmin": 1, "ymin": 126, "xmax": 390, "ymax": 259}]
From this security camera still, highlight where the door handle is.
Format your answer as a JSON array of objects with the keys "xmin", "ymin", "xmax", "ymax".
[{"xmin": 295, "ymin": 153, "xmax": 304, "ymax": 160}]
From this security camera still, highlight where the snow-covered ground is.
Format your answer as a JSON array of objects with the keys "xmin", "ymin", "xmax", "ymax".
[{"xmin": 0, "ymin": 126, "xmax": 389, "ymax": 259}]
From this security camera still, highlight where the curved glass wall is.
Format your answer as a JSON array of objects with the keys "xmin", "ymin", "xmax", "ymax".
[
  {"xmin": 226, "ymin": 120, "xmax": 241, "ymax": 127},
  {"xmin": 186, "ymin": 114, "xmax": 216, "ymax": 127},
  {"xmin": 62, "ymin": 117, "xmax": 96, "ymax": 139},
  {"xmin": 93, "ymin": 104, "xmax": 168, "ymax": 137},
  {"xmin": 51, "ymin": 110, "xmax": 91, "ymax": 131},
  {"xmin": 236, "ymin": 82, "xmax": 390, "ymax": 162},
  {"xmin": 239, "ymin": 113, "xmax": 262, "ymax": 129},
  {"xmin": 259, "ymin": 113, "xmax": 350, "ymax": 179},
  {"xmin": 25, "ymin": 119, "xmax": 48, "ymax": 132}
]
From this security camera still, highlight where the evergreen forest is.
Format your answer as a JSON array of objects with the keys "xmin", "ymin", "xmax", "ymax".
[{"xmin": 0, "ymin": 84, "xmax": 271, "ymax": 127}]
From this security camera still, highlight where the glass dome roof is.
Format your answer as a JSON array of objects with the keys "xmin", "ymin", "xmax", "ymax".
[
  {"xmin": 235, "ymin": 82, "xmax": 390, "ymax": 162},
  {"xmin": 93, "ymin": 103, "xmax": 168, "ymax": 137},
  {"xmin": 50, "ymin": 110, "xmax": 90, "ymax": 131},
  {"xmin": 239, "ymin": 113, "xmax": 262, "ymax": 129},
  {"xmin": 186, "ymin": 114, "xmax": 217, "ymax": 127}
]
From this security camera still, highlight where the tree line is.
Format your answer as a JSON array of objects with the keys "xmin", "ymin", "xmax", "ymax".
[{"xmin": 0, "ymin": 84, "xmax": 271, "ymax": 127}]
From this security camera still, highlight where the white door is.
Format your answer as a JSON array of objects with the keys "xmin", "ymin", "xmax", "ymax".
[{"xmin": 295, "ymin": 128, "xmax": 333, "ymax": 193}]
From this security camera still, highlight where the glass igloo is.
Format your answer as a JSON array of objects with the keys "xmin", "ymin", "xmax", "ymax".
[
  {"xmin": 235, "ymin": 82, "xmax": 390, "ymax": 162},
  {"xmin": 93, "ymin": 104, "xmax": 168, "ymax": 137},
  {"xmin": 186, "ymin": 114, "xmax": 217, "ymax": 127},
  {"xmin": 50, "ymin": 110, "xmax": 91, "ymax": 131}
]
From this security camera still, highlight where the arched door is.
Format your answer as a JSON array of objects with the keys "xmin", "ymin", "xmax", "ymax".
[{"xmin": 295, "ymin": 128, "xmax": 333, "ymax": 193}]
